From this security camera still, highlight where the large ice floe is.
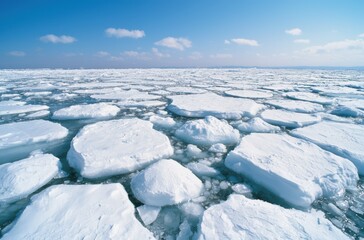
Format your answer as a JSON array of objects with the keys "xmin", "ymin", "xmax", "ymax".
[
  {"xmin": 284, "ymin": 91, "xmax": 334, "ymax": 105},
  {"xmin": 260, "ymin": 109, "xmax": 321, "ymax": 128},
  {"xmin": 225, "ymin": 133, "xmax": 358, "ymax": 208},
  {"xmin": 0, "ymin": 101, "xmax": 49, "ymax": 116},
  {"xmin": 291, "ymin": 121, "xmax": 364, "ymax": 175},
  {"xmin": 167, "ymin": 93, "xmax": 265, "ymax": 119},
  {"xmin": 0, "ymin": 154, "xmax": 61, "ymax": 204},
  {"xmin": 265, "ymin": 99, "xmax": 325, "ymax": 113},
  {"xmin": 197, "ymin": 194, "xmax": 350, "ymax": 240},
  {"xmin": 1, "ymin": 184, "xmax": 155, "ymax": 239},
  {"xmin": 224, "ymin": 89, "xmax": 273, "ymax": 99},
  {"xmin": 237, "ymin": 117, "xmax": 280, "ymax": 133},
  {"xmin": 175, "ymin": 116, "xmax": 240, "ymax": 146},
  {"xmin": 131, "ymin": 159, "xmax": 203, "ymax": 206},
  {"xmin": 52, "ymin": 103, "xmax": 120, "ymax": 120},
  {"xmin": 67, "ymin": 119, "xmax": 173, "ymax": 179}
]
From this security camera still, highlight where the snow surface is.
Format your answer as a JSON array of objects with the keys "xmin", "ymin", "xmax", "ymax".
[
  {"xmin": 167, "ymin": 93, "xmax": 265, "ymax": 119},
  {"xmin": 131, "ymin": 159, "xmax": 203, "ymax": 206},
  {"xmin": 225, "ymin": 133, "xmax": 358, "ymax": 208},
  {"xmin": 225, "ymin": 89, "xmax": 273, "ymax": 99},
  {"xmin": 261, "ymin": 109, "xmax": 321, "ymax": 128},
  {"xmin": 237, "ymin": 117, "xmax": 280, "ymax": 133},
  {"xmin": 67, "ymin": 119, "xmax": 174, "ymax": 179},
  {"xmin": 0, "ymin": 154, "xmax": 61, "ymax": 204},
  {"xmin": 197, "ymin": 194, "xmax": 350, "ymax": 240},
  {"xmin": 265, "ymin": 99, "xmax": 325, "ymax": 113},
  {"xmin": 0, "ymin": 102, "xmax": 49, "ymax": 116},
  {"xmin": 2, "ymin": 184, "xmax": 155, "ymax": 239},
  {"xmin": 175, "ymin": 116, "xmax": 240, "ymax": 146},
  {"xmin": 284, "ymin": 91, "xmax": 334, "ymax": 105},
  {"xmin": 291, "ymin": 121, "xmax": 364, "ymax": 175},
  {"xmin": 52, "ymin": 103, "xmax": 120, "ymax": 120}
]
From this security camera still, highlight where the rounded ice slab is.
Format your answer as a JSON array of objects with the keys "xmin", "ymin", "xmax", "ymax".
[
  {"xmin": 265, "ymin": 99, "xmax": 324, "ymax": 113},
  {"xmin": 261, "ymin": 109, "xmax": 321, "ymax": 128},
  {"xmin": 0, "ymin": 101, "xmax": 49, "ymax": 116},
  {"xmin": 291, "ymin": 121, "xmax": 364, "ymax": 175},
  {"xmin": 197, "ymin": 194, "xmax": 349, "ymax": 240},
  {"xmin": 175, "ymin": 116, "xmax": 240, "ymax": 146},
  {"xmin": 284, "ymin": 91, "xmax": 334, "ymax": 105},
  {"xmin": 67, "ymin": 119, "xmax": 174, "ymax": 179},
  {"xmin": 167, "ymin": 93, "xmax": 265, "ymax": 120},
  {"xmin": 52, "ymin": 103, "xmax": 120, "ymax": 120},
  {"xmin": 2, "ymin": 184, "xmax": 155, "ymax": 240},
  {"xmin": 131, "ymin": 159, "xmax": 203, "ymax": 206},
  {"xmin": 0, "ymin": 154, "xmax": 61, "ymax": 204},
  {"xmin": 225, "ymin": 133, "xmax": 358, "ymax": 208},
  {"xmin": 0, "ymin": 120, "xmax": 68, "ymax": 150},
  {"xmin": 237, "ymin": 117, "xmax": 280, "ymax": 133},
  {"xmin": 225, "ymin": 89, "xmax": 273, "ymax": 99}
]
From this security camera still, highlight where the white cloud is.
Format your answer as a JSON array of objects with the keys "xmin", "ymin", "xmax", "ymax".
[
  {"xmin": 359, "ymin": 33, "xmax": 364, "ymax": 38},
  {"xmin": 231, "ymin": 38, "xmax": 259, "ymax": 46},
  {"xmin": 155, "ymin": 37, "xmax": 192, "ymax": 51},
  {"xmin": 285, "ymin": 28, "xmax": 302, "ymax": 36},
  {"xmin": 210, "ymin": 53, "xmax": 233, "ymax": 59},
  {"xmin": 96, "ymin": 51, "xmax": 110, "ymax": 57},
  {"xmin": 294, "ymin": 39, "xmax": 310, "ymax": 44},
  {"xmin": 40, "ymin": 34, "xmax": 76, "ymax": 43},
  {"xmin": 105, "ymin": 28, "xmax": 145, "ymax": 39},
  {"xmin": 189, "ymin": 52, "xmax": 203, "ymax": 60},
  {"xmin": 9, "ymin": 51, "xmax": 26, "ymax": 57},
  {"xmin": 224, "ymin": 40, "xmax": 231, "ymax": 44},
  {"xmin": 302, "ymin": 39, "xmax": 364, "ymax": 54},
  {"xmin": 152, "ymin": 48, "xmax": 170, "ymax": 58}
]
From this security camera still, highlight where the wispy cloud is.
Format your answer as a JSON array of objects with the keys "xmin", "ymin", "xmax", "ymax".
[
  {"xmin": 294, "ymin": 39, "xmax": 310, "ymax": 44},
  {"xmin": 105, "ymin": 28, "xmax": 145, "ymax": 39},
  {"xmin": 123, "ymin": 50, "xmax": 150, "ymax": 60},
  {"xmin": 189, "ymin": 52, "xmax": 203, "ymax": 60},
  {"xmin": 210, "ymin": 53, "xmax": 233, "ymax": 59},
  {"xmin": 224, "ymin": 40, "xmax": 231, "ymax": 44},
  {"xmin": 359, "ymin": 33, "xmax": 364, "ymax": 38},
  {"xmin": 155, "ymin": 37, "xmax": 192, "ymax": 51},
  {"xmin": 96, "ymin": 51, "xmax": 110, "ymax": 57},
  {"xmin": 302, "ymin": 39, "xmax": 364, "ymax": 54},
  {"xmin": 285, "ymin": 28, "xmax": 302, "ymax": 36},
  {"xmin": 40, "ymin": 34, "xmax": 76, "ymax": 43},
  {"xmin": 230, "ymin": 38, "xmax": 259, "ymax": 46},
  {"xmin": 152, "ymin": 48, "xmax": 170, "ymax": 58},
  {"xmin": 8, "ymin": 51, "xmax": 26, "ymax": 57}
]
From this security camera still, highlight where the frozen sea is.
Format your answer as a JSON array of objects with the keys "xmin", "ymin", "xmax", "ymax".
[{"xmin": 0, "ymin": 68, "xmax": 363, "ymax": 239}]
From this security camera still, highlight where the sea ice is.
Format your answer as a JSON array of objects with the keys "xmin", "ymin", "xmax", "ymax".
[
  {"xmin": 131, "ymin": 159, "xmax": 203, "ymax": 206},
  {"xmin": 197, "ymin": 194, "xmax": 350, "ymax": 240},
  {"xmin": 261, "ymin": 109, "xmax": 321, "ymax": 128},
  {"xmin": 284, "ymin": 91, "xmax": 333, "ymax": 105},
  {"xmin": 0, "ymin": 102, "xmax": 49, "ymax": 116},
  {"xmin": 265, "ymin": 99, "xmax": 324, "ymax": 113},
  {"xmin": 225, "ymin": 89, "xmax": 273, "ymax": 99},
  {"xmin": 91, "ymin": 89, "xmax": 160, "ymax": 101},
  {"xmin": 225, "ymin": 133, "xmax": 358, "ymax": 208},
  {"xmin": 175, "ymin": 116, "xmax": 240, "ymax": 146},
  {"xmin": 52, "ymin": 103, "xmax": 120, "ymax": 120},
  {"xmin": 1, "ymin": 184, "xmax": 155, "ymax": 239},
  {"xmin": 149, "ymin": 115, "xmax": 176, "ymax": 129},
  {"xmin": 237, "ymin": 117, "xmax": 280, "ymax": 133},
  {"xmin": 67, "ymin": 119, "xmax": 173, "ymax": 179},
  {"xmin": 137, "ymin": 205, "xmax": 161, "ymax": 226}
]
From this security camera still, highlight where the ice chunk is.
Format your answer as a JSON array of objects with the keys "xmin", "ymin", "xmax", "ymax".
[
  {"xmin": 52, "ymin": 103, "xmax": 120, "ymax": 120},
  {"xmin": 0, "ymin": 154, "xmax": 61, "ymax": 204},
  {"xmin": 237, "ymin": 117, "xmax": 280, "ymax": 133},
  {"xmin": 175, "ymin": 116, "xmax": 240, "ymax": 146},
  {"xmin": 167, "ymin": 93, "xmax": 265, "ymax": 119},
  {"xmin": 265, "ymin": 99, "xmax": 324, "ymax": 113},
  {"xmin": 225, "ymin": 89, "xmax": 273, "ymax": 99},
  {"xmin": 166, "ymin": 86, "xmax": 207, "ymax": 94},
  {"xmin": 284, "ymin": 91, "xmax": 333, "ymax": 105},
  {"xmin": 2, "ymin": 184, "xmax": 155, "ymax": 239},
  {"xmin": 208, "ymin": 143, "xmax": 227, "ymax": 153},
  {"xmin": 197, "ymin": 194, "xmax": 350, "ymax": 240},
  {"xmin": 131, "ymin": 159, "xmax": 203, "ymax": 206},
  {"xmin": 137, "ymin": 205, "xmax": 161, "ymax": 225},
  {"xmin": 149, "ymin": 115, "xmax": 176, "ymax": 129},
  {"xmin": 117, "ymin": 100, "xmax": 166, "ymax": 108},
  {"xmin": 0, "ymin": 102, "xmax": 49, "ymax": 116},
  {"xmin": 231, "ymin": 183, "xmax": 252, "ymax": 197},
  {"xmin": 67, "ymin": 119, "xmax": 173, "ymax": 179},
  {"xmin": 186, "ymin": 162, "xmax": 221, "ymax": 178},
  {"xmin": 330, "ymin": 106, "xmax": 364, "ymax": 118},
  {"xmin": 261, "ymin": 109, "xmax": 321, "ymax": 128},
  {"xmin": 225, "ymin": 133, "xmax": 358, "ymax": 208},
  {"xmin": 291, "ymin": 121, "xmax": 364, "ymax": 175},
  {"xmin": 25, "ymin": 110, "xmax": 50, "ymax": 119},
  {"xmin": 91, "ymin": 89, "xmax": 160, "ymax": 101}
]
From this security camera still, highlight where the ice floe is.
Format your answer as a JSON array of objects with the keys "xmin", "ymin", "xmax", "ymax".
[
  {"xmin": 265, "ymin": 99, "xmax": 324, "ymax": 113},
  {"xmin": 261, "ymin": 109, "xmax": 321, "ymax": 128},
  {"xmin": 225, "ymin": 89, "xmax": 273, "ymax": 99},
  {"xmin": 237, "ymin": 117, "xmax": 280, "ymax": 133},
  {"xmin": 0, "ymin": 102, "xmax": 49, "ymax": 116},
  {"xmin": 137, "ymin": 205, "xmax": 161, "ymax": 226},
  {"xmin": 91, "ymin": 89, "xmax": 160, "ymax": 101},
  {"xmin": 52, "ymin": 103, "xmax": 120, "ymax": 120},
  {"xmin": 284, "ymin": 91, "xmax": 334, "ymax": 105}
]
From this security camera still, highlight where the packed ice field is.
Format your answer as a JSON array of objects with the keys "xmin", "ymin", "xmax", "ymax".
[{"xmin": 0, "ymin": 68, "xmax": 363, "ymax": 239}]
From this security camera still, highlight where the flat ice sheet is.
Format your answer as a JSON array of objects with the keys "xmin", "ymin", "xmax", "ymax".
[{"xmin": 261, "ymin": 109, "xmax": 321, "ymax": 128}]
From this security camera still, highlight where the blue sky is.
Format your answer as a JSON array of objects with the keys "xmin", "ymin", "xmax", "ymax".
[{"xmin": 1, "ymin": 0, "xmax": 364, "ymax": 68}]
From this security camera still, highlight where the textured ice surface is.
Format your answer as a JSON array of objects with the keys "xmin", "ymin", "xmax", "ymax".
[
  {"xmin": 131, "ymin": 160, "xmax": 203, "ymax": 206},
  {"xmin": 1, "ymin": 184, "xmax": 155, "ymax": 239},
  {"xmin": 225, "ymin": 89, "xmax": 273, "ymax": 99},
  {"xmin": 0, "ymin": 154, "xmax": 61, "ymax": 204},
  {"xmin": 167, "ymin": 93, "xmax": 265, "ymax": 119},
  {"xmin": 261, "ymin": 109, "xmax": 321, "ymax": 128},
  {"xmin": 225, "ymin": 133, "xmax": 358, "ymax": 208},
  {"xmin": 265, "ymin": 99, "xmax": 325, "ymax": 113},
  {"xmin": 291, "ymin": 121, "xmax": 364, "ymax": 175},
  {"xmin": 284, "ymin": 91, "xmax": 334, "ymax": 105},
  {"xmin": 0, "ymin": 102, "xmax": 49, "ymax": 116},
  {"xmin": 175, "ymin": 116, "xmax": 240, "ymax": 146},
  {"xmin": 197, "ymin": 194, "xmax": 350, "ymax": 240},
  {"xmin": 137, "ymin": 205, "xmax": 161, "ymax": 226},
  {"xmin": 52, "ymin": 103, "xmax": 120, "ymax": 120},
  {"xmin": 91, "ymin": 89, "xmax": 160, "ymax": 101},
  {"xmin": 67, "ymin": 119, "xmax": 174, "ymax": 179},
  {"xmin": 237, "ymin": 117, "xmax": 280, "ymax": 133}
]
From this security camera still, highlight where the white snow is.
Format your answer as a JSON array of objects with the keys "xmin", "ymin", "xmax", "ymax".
[
  {"xmin": 284, "ymin": 91, "xmax": 334, "ymax": 105},
  {"xmin": 91, "ymin": 89, "xmax": 160, "ymax": 101},
  {"xmin": 208, "ymin": 143, "xmax": 227, "ymax": 153},
  {"xmin": 237, "ymin": 117, "xmax": 280, "ymax": 133},
  {"xmin": 175, "ymin": 116, "xmax": 240, "ymax": 146},
  {"xmin": 52, "ymin": 103, "xmax": 120, "ymax": 120},
  {"xmin": 117, "ymin": 100, "xmax": 166, "ymax": 108},
  {"xmin": 67, "ymin": 119, "xmax": 174, "ymax": 179},
  {"xmin": 261, "ymin": 109, "xmax": 321, "ymax": 128},
  {"xmin": 0, "ymin": 102, "xmax": 49, "ymax": 116},
  {"xmin": 186, "ymin": 162, "xmax": 221, "ymax": 178},
  {"xmin": 225, "ymin": 133, "xmax": 358, "ymax": 208},
  {"xmin": 197, "ymin": 194, "xmax": 350, "ymax": 240},
  {"xmin": 265, "ymin": 99, "xmax": 324, "ymax": 113},
  {"xmin": 2, "ymin": 184, "xmax": 155, "ymax": 239},
  {"xmin": 291, "ymin": 121, "xmax": 364, "ymax": 175},
  {"xmin": 166, "ymin": 86, "xmax": 207, "ymax": 94},
  {"xmin": 167, "ymin": 93, "xmax": 266, "ymax": 119},
  {"xmin": 149, "ymin": 115, "xmax": 176, "ymax": 129},
  {"xmin": 137, "ymin": 205, "xmax": 161, "ymax": 226},
  {"xmin": 225, "ymin": 89, "xmax": 273, "ymax": 99},
  {"xmin": 131, "ymin": 159, "xmax": 203, "ymax": 206},
  {"xmin": 0, "ymin": 154, "xmax": 61, "ymax": 204}
]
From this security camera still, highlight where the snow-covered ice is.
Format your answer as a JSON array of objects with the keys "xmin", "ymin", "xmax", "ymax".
[
  {"xmin": 67, "ymin": 119, "xmax": 174, "ymax": 179},
  {"xmin": 0, "ymin": 102, "xmax": 49, "ymax": 116},
  {"xmin": 225, "ymin": 89, "xmax": 273, "ymax": 99},
  {"xmin": 291, "ymin": 121, "xmax": 364, "ymax": 175},
  {"xmin": 265, "ymin": 99, "xmax": 325, "ymax": 113},
  {"xmin": 1, "ymin": 184, "xmax": 155, "ymax": 239},
  {"xmin": 52, "ymin": 103, "xmax": 120, "ymax": 120},
  {"xmin": 131, "ymin": 159, "xmax": 203, "ymax": 206},
  {"xmin": 284, "ymin": 91, "xmax": 334, "ymax": 105},
  {"xmin": 197, "ymin": 194, "xmax": 350, "ymax": 240},
  {"xmin": 175, "ymin": 116, "xmax": 240, "ymax": 146},
  {"xmin": 137, "ymin": 205, "xmax": 161, "ymax": 226},
  {"xmin": 237, "ymin": 117, "xmax": 280, "ymax": 133},
  {"xmin": 91, "ymin": 89, "xmax": 160, "ymax": 101},
  {"xmin": 149, "ymin": 115, "xmax": 176, "ymax": 129},
  {"xmin": 225, "ymin": 133, "xmax": 358, "ymax": 208},
  {"xmin": 261, "ymin": 109, "xmax": 321, "ymax": 128}
]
